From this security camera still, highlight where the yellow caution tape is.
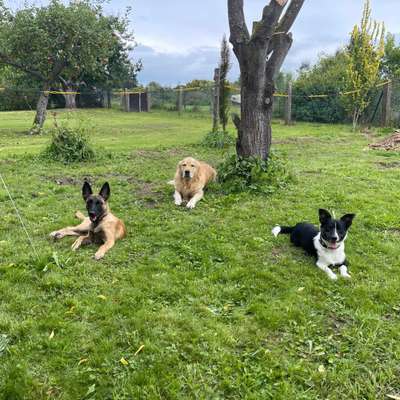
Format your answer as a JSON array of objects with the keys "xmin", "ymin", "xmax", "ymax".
[
  {"xmin": 0, "ymin": 80, "xmax": 392, "ymax": 98},
  {"xmin": 43, "ymin": 90, "xmax": 80, "ymax": 95}
]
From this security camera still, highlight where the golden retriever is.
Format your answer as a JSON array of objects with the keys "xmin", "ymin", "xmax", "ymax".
[{"xmin": 171, "ymin": 157, "xmax": 217, "ymax": 209}]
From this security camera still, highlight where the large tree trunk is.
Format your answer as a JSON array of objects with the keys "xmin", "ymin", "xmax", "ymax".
[
  {"xmin": 59, "ymin": 77, "xmax": 79, "ymax": 109},
  {"xmin": 32, "ymin": 83, "xmax": 50, "ymax": 133},
  {"xmin": 63, "ymin": 87, "xmax": 77, "ymax": 109},
  {"xmin": 228, "ymin": 0, "xmax": 304, "ymax": 160},
  {"xmin": 236, "ymin": 65, "xmax": 274, "ymax": 159}
]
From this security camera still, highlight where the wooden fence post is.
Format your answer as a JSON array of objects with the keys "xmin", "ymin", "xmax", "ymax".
[
  {"xmin": 123, "ymin": 88, "xmax": 130, "ymax": 112},
  {"xmin": 381, "ymin": 81, "xmax": 392, "ymax": 127},
  {"xmin": 178, "ymin": 87, "xmax": 183, "ymax": 115},
  {"xmin": 285, "ymin": 81, "xmax": 292, "ymax": 125},
  {"xmin": 213, "ymin": 67, "xmax": 220, "ymax": 132},
  {"xmin": 146, "ymin": 90, "xmax": 151, "ymax": 112},
  {"xmin": 107, "ymin": 90, "xmax": 111, "ymax": 109}
]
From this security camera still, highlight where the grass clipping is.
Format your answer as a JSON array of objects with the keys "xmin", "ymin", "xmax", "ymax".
[
  {"xmin": 42, "ymin": 114, "xmax": 95, "ymax": 163},
  {"xmin": 369, "ymin": 130, "xmax": 400, "ymax": 151}
]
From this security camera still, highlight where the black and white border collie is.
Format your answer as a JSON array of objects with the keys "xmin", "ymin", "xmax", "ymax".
[{"xmin": 272, "ymin": 209, "xmax": 355, "ymax": 280}]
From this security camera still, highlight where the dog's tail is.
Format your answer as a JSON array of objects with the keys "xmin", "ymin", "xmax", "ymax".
[{"xmin": 272, "ymin": 225, "xmax": 294, "ymax": 237}]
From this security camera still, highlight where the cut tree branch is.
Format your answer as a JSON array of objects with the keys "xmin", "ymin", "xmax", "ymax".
[
  {"xmin": 277, "ymin": 0, "xmax": 305, "ymax": 34},
  {"xmin": 251, "ymin": 0, "xmax": 287, "ymax": 43},
  {"xmin": 267, "ymin": 0, "xmax": 305, "ymax": 54},
  {"xmin": 266, "ymin": 32, "xmax": 293, "ymax": 80},
  {"xmin": 228, "ymin": 0, "xmax": 250, "ymax": 47}
]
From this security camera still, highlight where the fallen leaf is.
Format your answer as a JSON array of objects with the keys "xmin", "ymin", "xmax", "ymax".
[
  {"xmin": 49, "ymin": 330, "xmax": 54, "ymax": 340},
  {"xmin": 387, "ymin": 395, "xmax": 400, "ymax": 400},
  {"xmin": 318, "ymin": 365, "xmax": 326, "ymax": 373},
  {"xmin": 120, "ymin": 357, "xmax": 129, "ymax": 365},
  {"xmin": 78, "ymin": 358, "xmax": 88, "ymax": 365},
  {"xmin": 97, "ymin": 295, "xmax": 107, "ymax": 300},
  {"xmin": 297, "ymin": 287, "xmax": 305, "ymax": 292},
  {"xmin": 134, "ymin": 345, "xmax": 145, "ymax": 356}
]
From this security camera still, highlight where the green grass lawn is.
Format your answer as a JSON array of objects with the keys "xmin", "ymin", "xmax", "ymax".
[{"xmin": 1, "ymin": 108, "xmax": 400, "ymax": 399}]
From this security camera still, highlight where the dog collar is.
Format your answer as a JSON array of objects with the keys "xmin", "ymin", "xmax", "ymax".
[{"xmin": 91, "ymin": 212, "xmax": 107, "ymax": 226}]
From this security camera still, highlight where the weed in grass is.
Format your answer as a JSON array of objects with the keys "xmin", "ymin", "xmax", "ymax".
[
  {"xmin": 217, "ymin": 151, "xmax": 293, "ymax": 194},
  {"xmin": 41, "ymin": 113, "xmax": 95, "ymax": 163},
  {"xmin": 201, "ymin": 130, "xmax": 235, "ymax": 149}
]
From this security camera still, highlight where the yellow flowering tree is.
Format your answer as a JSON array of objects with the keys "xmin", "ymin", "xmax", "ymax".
[{"xmin": 345, "ymin": 0, "xmax": 385, "ymax": 131}]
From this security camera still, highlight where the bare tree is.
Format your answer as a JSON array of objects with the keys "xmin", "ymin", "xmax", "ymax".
[{"xmin": 228, "ymin": 0, "xmax": 305, "ymax": 159}]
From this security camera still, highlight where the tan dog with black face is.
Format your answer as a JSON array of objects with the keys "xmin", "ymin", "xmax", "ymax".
[
  {"xmin": 49, "ymin": 182, "xmax": 126, "ymax": 260},
  {"xmin": 172, "ymin": 157, "xmax": 217, "ymax": 209}
]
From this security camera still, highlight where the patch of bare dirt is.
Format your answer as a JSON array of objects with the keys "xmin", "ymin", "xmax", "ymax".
[
  {"xmin": 329, "ymin": 314, "xmax": 348, "ymax": 334},
  {"xmin": 47, "ymin": 173, "xmax": 134, "ymax": 186},
  {"xmin": 376, "ymin": 161, "xmax": 400, "ymax": 169},
  {"xmin": 384, "ymin": 228, "xmax": 400, "ymax": 236},
  {"xmin": 129, "ymin": 148, "xmax": 187, "ymax": 160},
  {"xmin": 273, "ymin": 137, "xmax": 319, "ymax": 145},
  {"xmin": 0, "ymin": 159, "xmax": 16, "ymax": 165},
  {"xmin": 128, "ymin": 177, "xmax": 165, "ymax": 208},
  {"xmin": 369, "ymin": 131, "xmax": 400, "ymax": 151},
  {"xmin": 53, "ymin": 177, "xmax": 81, "ymax": 185}
]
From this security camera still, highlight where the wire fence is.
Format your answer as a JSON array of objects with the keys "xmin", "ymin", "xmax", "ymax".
[{"xmin": 0, "ymin": 80, "xmax": 398, "ymax": 127}]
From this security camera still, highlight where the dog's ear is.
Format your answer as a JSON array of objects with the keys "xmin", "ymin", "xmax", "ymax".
[
  {"xmin": 341, "ymin": 213, "xmax": 355, "ymax": 228},
  {"xmin": 319, "ymin": 209, "xmax": 332, "ymax": 224},
  {"xmin": 99, "ymin": 182, "xmax": 110, "ymax": 201},
  {"xmin": 82, "ymin": 181, "xmax": 92, "ymax": 201}
]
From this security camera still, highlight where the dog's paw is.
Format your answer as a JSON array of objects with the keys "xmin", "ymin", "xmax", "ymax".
[
  {"xmin": 50, "ymin": 231, "xmax": 62, "ymax": 240},
  {"xmin": 186, "ymin": 201, "xmax": 196, "ymax": 209},
  {"xmin": 339, "ymin": 265, "xmax": 351, "ymax": 279},
  {"xmin": 174, "ymin": 199, "xmax": 182, "ymax": 206},
  {"xmin": 94, "ymin": 252, "xmax": 104, "ymax": 260},
  {"xmin": 327, "ymin": 271, "xmax": 338, "ymax": 280},
  {"xmin": 71, "ymin": 239, "xmax": 81, "ymax": 251}
]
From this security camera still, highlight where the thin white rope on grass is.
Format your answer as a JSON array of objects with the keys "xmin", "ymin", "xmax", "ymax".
[{"xmin": 0, "ymin": 173, "xmax": 39, "ymax": 259}]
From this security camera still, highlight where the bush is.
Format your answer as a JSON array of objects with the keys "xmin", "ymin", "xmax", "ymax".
[
  {"xmin": 217, "ymin": 152, "xmax": 292, "ymax": 194},
  {"xmin": 201, "ymin": 130, "xmax": 235, "ymax": 149},
  {"xmin": 42, "ymin": 116, "xmax": 95, "ymax": 163},
  {"xmin": 293, "ymin": 51, "xmax": 349, "ymax": 123}
]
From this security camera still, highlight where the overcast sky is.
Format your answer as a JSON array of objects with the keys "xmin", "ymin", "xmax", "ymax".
[{"xmin": 8, "ymin": 0, "xmax": 400, "ymax": 86}]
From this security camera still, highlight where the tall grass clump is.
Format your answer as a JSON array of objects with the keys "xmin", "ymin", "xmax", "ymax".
[{"xmin": 42, "ymin": 113, "xmax": 95, "ymax": 163}]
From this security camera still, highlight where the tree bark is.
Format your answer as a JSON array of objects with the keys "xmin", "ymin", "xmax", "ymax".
[
  {"xmin": 235, "ymin": 72, "xmax": 275, "ymax": 159},
  {"xmin": 63, "ymin": 87, "xmax": 77, "ymax": 109},
  {"xmin": 32, "ymin": 83, "xmax": 50, "ymax": 133},
  {"xmin": 228, "ymin": 0, "xmax": 304, "ymax": 160}
]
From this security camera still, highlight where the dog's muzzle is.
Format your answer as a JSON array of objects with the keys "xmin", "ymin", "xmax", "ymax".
[
  {"xmin": 89, "ymin": 212, "xmax": 97, "ymax": 222},
  {"xmin": 184, "ymin": 170, "xmax": 191, "ymax": 179}
]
